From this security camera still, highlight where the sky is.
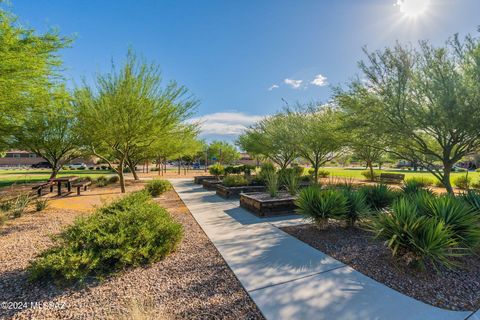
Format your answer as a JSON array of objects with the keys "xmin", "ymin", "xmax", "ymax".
[{"xmin": 7, "ymin": 0, "xmax": 480, "ymax": 142}]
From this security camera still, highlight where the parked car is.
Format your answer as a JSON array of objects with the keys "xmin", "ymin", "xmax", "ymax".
[
  {"xmin": 192, "ymin": 162, "xmax": 200, "ymax": 169},
  {"xmin": 31, "ymin": 161, "xmax": 52, "ymax": 169},
  {"xmin": 69, "ymin": 163, "xmax": 87, "ymax": 170}
]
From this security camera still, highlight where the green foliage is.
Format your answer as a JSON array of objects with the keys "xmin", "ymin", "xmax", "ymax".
[
  {"xmin": 209, "ymin": 163, "xmax": 225, "ymax": 178},
  {"xmin": 108, "ymin": 175, "xmax": 119, "ymax": 184},
  {"xmin": 295, "ymin": 186, "xmax": 347, "ymax": 229},
  {"xmin": 459, "ymin": 190, "xmax": 480, "ymax": 213},
  {"xmin": 453, "ymin": 175, "xmax": 471, "ymax": 189},
  {"xmin": 35, "ymin": 198, "xmax": 49, "ymax": 212},
  {"xmin": 264, "ymin": 170, "xmax": 279, "ymax": 197},
  {"xmin": 361, "ymin": 170, "xmax": 380, "ymax": 181},
  {"xmin": 11, "ymin": 194, "xmax": 31, "ymax": 218},
  {"xmin": 0, "ymin": 212, "xmax": 6, "ymax": 226},
  {"xmin": 341, "ymin": 189, "xmax": 370, "ymax": 227},
  {"xmin": 405, "ymin": 177, "xmax": 434, "ymax": 187},
  {"xmin": 281, "ymin": 169, "xmax": 300, "ymax": 196},
  {"xmin": 368, "ymin": 198, "xmax": 460, "ymax": 269},
  {"xmin": 222, "ymin": 175, "xmax": 248, "ymax": 187},
  {"xmin": 359, "ymin": 184, "xmax": 397, "ymax": 211},
  {"xmin": 0, "ymin": 200, "xmax": 12, "ymax": 212},
  {"xmin": 317, "ymin": 169, "xmax": 330, "ymax": 178},
  {"xmin": 28, "ymin": 192, "xmax": 183, "ymax": 285},
  {"xmin": 95, "ymin": 176, "xmax": 108, "ymax": 187},
  {"xmin": 401, "ymin": 179, "xmax": 433, "ymax": 196},
  {"xmin": 207, "ymin": 141, "xmax": 239, "ymax": 165},
  {"xmin": 144, "ymin": 180, "xmax": 171, "ymax": 197}
]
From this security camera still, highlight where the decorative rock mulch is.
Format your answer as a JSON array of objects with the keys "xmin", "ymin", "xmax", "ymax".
[
  {"xmin": 282, "ymin": 221, "xmax": 480, "ymax": 311},
  {"xmin": 0, "ymin": 190, "xmax": 264, "ymax": 319}
]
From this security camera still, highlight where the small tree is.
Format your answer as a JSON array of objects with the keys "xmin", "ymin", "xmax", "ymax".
[
  {"xmin": 207, "ymin": 140, "xmax": 239, "ymax": 165},
  {"xmin": 11, "ymin": 89, "xmax": 79, "ymax": 178}
]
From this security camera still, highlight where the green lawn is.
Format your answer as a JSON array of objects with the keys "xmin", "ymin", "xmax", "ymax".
[
  {"xmin": 321, "ymin": 167, "xmax": 480, "ymax": 186},
  {"xmin": 0, "ymin": 169, "xmax": 115, "ymax": 188}
]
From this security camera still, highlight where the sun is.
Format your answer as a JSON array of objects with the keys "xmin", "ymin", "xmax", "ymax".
[{"xmin": 396, "ymin": 0, "xmax": 431, "ymax": 18}]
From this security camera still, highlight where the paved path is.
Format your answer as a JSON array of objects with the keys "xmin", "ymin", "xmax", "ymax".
[{"xmin": 171, "ymin": 179, "xmax": 476, "ymax": 320}]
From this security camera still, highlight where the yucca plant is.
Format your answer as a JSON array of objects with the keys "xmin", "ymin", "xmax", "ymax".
[
  {"xmin": 359, "ymin": 184, "xmax": 397, "ymax": 211},
  {"xmin": 401, "ymin": 179, "xmax": 433, "ymax": 196},
  {"xmin": 458, "ymin": 190, "xmax": 480, "ymax": 213},
  {"xmin": 367, "ymin": 198, "xmax": 461, "ymax": 269},
  {"xmin": 264, "ymin": 169, "xmax": 279, "ymax": 197},
  {"xmin": 425, "ymin": 195, "xmax": 480, "ymax": 250},
  {"xmin": 295, "ymin": 186, "xmax": 347, "ymax": 229},
  {"xmin": 341, "ymin": 189, "xmax": 370, "ymax": 227}
]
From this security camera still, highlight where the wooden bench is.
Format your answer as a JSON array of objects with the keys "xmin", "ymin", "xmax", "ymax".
[
  {"xmin": 379, "ymin": 173, "xmax": 405, "ymax": 184},
  {"xmin": 32, "ymin": 181, "xmax": 55, "ymax": 196},
  {"xmin": 72, "ymin": 180, "xmax": 92, "ymax": 195}
]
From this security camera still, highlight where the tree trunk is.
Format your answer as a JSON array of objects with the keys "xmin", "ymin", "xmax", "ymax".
[
  {"xmin": 178, "ymin": 157, "xmax": 181, "ymax": 175},
  {"xmin": 367, "ymin": 161, "xmax": 375, "ymax": 182},
  {"xmin": 313, "ymin": 164, "xmax": 319, "ymax": 184},
  {"xmin": 49, "ymin": 162, "xmax": 59, "ymax": 179},
  {"xmin": 442, "ymin": 164, "xmax": 454, "ymax": 194},
  {"xmin": 127, "ymin": 158, "xmax": 139, "ymax": 180},
  {"xmin": 118, "ymin": 160, "xmax": 126, "ymax": 193}
]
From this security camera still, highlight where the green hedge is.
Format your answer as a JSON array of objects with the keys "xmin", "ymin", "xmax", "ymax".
[
  {"xmin": 145, "ymin": 179, "xmax": 172, "ymax": 197},
  {"xmin": 28, "ymin": 191, "xmax": 183, "ymax": 285}
]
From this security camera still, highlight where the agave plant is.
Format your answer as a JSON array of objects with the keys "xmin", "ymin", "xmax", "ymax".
[
  {"xmin": 359, "ymin": 184, "xmax": 398, "ymax": 211},
  {"xmin": 367, "ymin": 198, "xmax": 461, "ymax": 270},
  {"xmin": 341, "ymin": 189, "xmax": 370, "ymax": 227},
  {"xmin": 401, "ymin": 179, "xmax": 433, "ymax": 196},
  {"xmin": 282, "ymin": 169, "xmax": 300, "ymax": 196},
  {"xmin": 295, "ymin": 186, "xmax": 347, "ymax": 229},
  {"xmin": 458, "ymin": 190, "xmax": 480, "ymax": 214}
]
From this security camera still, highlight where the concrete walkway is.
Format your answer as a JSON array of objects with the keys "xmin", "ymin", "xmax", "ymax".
[{"xmin": 171, "ymin": 179, "xmax": 476, "ymax": 320}]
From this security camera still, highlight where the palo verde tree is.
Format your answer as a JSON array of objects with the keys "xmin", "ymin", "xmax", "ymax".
[
  {"xmin": 11, "ymin": 88, "xmax": 80, "ymax": 178},
  {"xmin": 336, "ymin": 33, "xmax": 480, "ymax": 193},
  {"xmin": 207, "ymin": 140, "xmax": 239, "ymax": 165},
  {"xmin": 0, "ymin": 6, "xmax": 71, "ymax": 146},
  {"xmin": 74, "ymin": 51, "xmax": 197, "ymax": 193},
  {"xmin": 237, "ymin": 113, "xmax": 297, "ymax": 170},
  {"xmin": 288, "ymin": 105, "xmax": 344, "ymax": 183}
]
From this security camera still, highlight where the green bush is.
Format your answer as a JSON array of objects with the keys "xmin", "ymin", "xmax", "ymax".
[
  {"xmin": 209, "ymin": 163, "xmax": 225, "ymax": 178},
  {"xmin": 35, "ymin": 198, "xmax": 49, "ymax": 212},
  {"xmin": 259, "ymin": 162, "xmax": 276, "ymax": 184},
  {"xmin": 341, "ymin": 189, "xmax": 370, "ymax": 227},
  {"xmin": 453, "ymin": 175, "xmax": 471, "ymax": 189},
  {"xmin": 308, "ymin": 168, "xmax": 330, "ymax": 179},
  {"xmin": 459, "ymin": 190, "xmax": 480, "ymax": 213},
  {"xmin": 359, "ymin": 184, "xmax": 397, "ymax": 211},
  {"xmin": 224, "ymin": 165, "xmax": 241, "ymax": 175},
  {"xmin": 95, "ymin": 176, "xmax": 108, "ymax": 187},
  {"xmin": 28, "ymin": 192, "xmax": 183, "ymax": 285},
  {"xmin": 264, "ymin": 170, "xmax": 279, "ymax": 197},
  {"xmin": 145, "ymin": 180, "xmax": 172, "ymax": 197},
  {"xmin": 295, "ymin": 186, "xmax": 347, "ymax": 229},
  {"xmin": 425, "ymin": 195, "xmax": 480, "ymax": 249},
  {"xmin": 108, "ymin": 175, "xmax": 119, "ymax": 184},
  {"xmin": 0, "ymin": 200, "xmax": 13, "ymax": 212},
  {"xmin": 405, "ymin": 177, "xmax": 434, "ymax": 187},
  {"xmin": 282, "ymin": 169, "xmax": 300, "ymax": 196},
  {"xmin": 471, "ymin": 179, "xmax": 480, "ymax": 189},
  {"xmin": 368, "ymin": 198, "xmax": 460, "ymax": 269},
  {"xmin": 222, "ymin": 175, "xmax": 248, "ymax": 187},
  {"xmin": 12, "ymin": 194, "xmax": 31, "ymax": 218},
  {"xmin": 361, "ymin": 170, "xmax": 381, "ymax": 181},
  {"xmin": 401, "ymin": 178, "xmax": 433, "ymax": 196}
]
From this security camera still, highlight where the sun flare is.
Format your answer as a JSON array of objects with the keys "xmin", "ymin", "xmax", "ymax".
[{"xmin": 396, "ymin": 0, "xmax": 431, "ymax": 18}]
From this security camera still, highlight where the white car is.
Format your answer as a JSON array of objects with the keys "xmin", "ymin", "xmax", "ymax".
[{"xmin": 69, "ymin": 163, "xmax": 87, "ymax": 170}]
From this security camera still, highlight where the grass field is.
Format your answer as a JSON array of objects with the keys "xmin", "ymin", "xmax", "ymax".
[
  {"xmin": 0, "ymin": 169, "xmax": 116, "ymax": 188},
  {"xmin": 322, "ymin": 167, "xmax": 480, "ymax": 187}
]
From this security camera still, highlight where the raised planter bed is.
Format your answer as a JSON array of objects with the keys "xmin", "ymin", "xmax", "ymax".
[
  {"xmin": 240, "ymin": 192, "xmax": 297, "ymax": 217},
  {"xmin": 216, "ymin": 184, "xmax": 266, "ymax": 199},
  {"xmin": 194, "ymin": 175, "xmax": 223, "ymax": 184},
  {"xmin": 202, "ymin": 179, "xmax": 222, "ymax": 190}
]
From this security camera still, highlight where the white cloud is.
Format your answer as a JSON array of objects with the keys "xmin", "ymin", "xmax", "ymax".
[
  {"xmin": 268, "ymin": 84, "xmax": 279, "ymax": 91},
  {"xmin": 284, "ymin": 78, "xmax": 303, "ymax": 89},
  {"xmin": 311, "ymin": 74, "xmax": 328, "ymax": 87},
  {"xmin": 188, "ymin": 112, "xmax": 264, "ymax": 137}
]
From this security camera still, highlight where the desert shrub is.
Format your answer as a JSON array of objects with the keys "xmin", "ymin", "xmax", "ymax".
[
  {"xmin": 35, "ymin": 198, "xmax": 49, "ymax": 212},
  {"xmin": 95, "ymin": 176, "xmax": 108, "ymax": 187},
  {"xmin": 341, "ymin": 189, "xmax": 370, "ymax": 227},
  {"xmin": 241, "ymin": 164, "xmax": 256, "ymax": 176},
  {"xmin": 295, "ymin": 186, "xmax": 347, "ymax": 229},
  {"xmin": 282, "ymin": 169, "xmax": 300, "ymax": 196},
  {"xmin": 317, "ymin": 169, "xmax": 330, "ymax": 178},
  {"xmin": 145, "ymin": 180, "xmax": 171, "ymax": 197},
  {"xmin": 209, "ymin": 163, "xmax": 224, "ymax": 179},
  {"xmin": 108, "ymin": 175, "xmax": 119, "ymax": 184},
  {"xmin": 83, "ymin": 176, "xmax": 93, "ymax": 182},
  {"xmin": 264, "ymin": 170, "xmax": 279, "ymax": 197},
  {"xmin": 453, "ymin": 175, "xmax": 471, "ymax": 189},
  {"xmin": 12, "ymin": 194, "xmax": 31, "ymax": 218},
  {"xmin": 0, "ymin": 200, "xmax": 13, "ymax": 212},
  {"xmin": 28, "ymin": 192, "xmax": 183, "ymax": 285},
  {"xmin": 401, "ymin": 179, "xmax": 433, "ymax": 196},
  {"xmin": 248, "ymin": 174, "xmax": 264, "ymax": 186},
  {"xmin": 425, "ymin": 195, "xmax": 480, "ymax": 249},
  {"xmin": 471, "ymin": 179, "xmax": 480, "ymax": 189},
  {"xmin": 0, "ymin": 213, "xmax": 6, "ymax": 226},
  {"xmin": 224, "ymin": 166, "xmax": 240, "ymax": 175},
  {"xmin": 361, "ymin": 170, "xmax": 381, "ymax": 181},
  {"xmin": 258, "ymin": 162, "xmax": 276, "ymax": 184},
  {"xmin": 459, "ymin": 190, "xmax": 480, "ymax": 213},
  {"xmin": 368, "ymin": 198, "xmax": 460, "ymax": 269},
  {"xmin": 222, "ymin": 175, "xmax": 248, "ymax": 187},
  {"xmin": 359, "ymin": 184, "xmax": 397, "ymax": 211},
  {"xmin": 405, "ymin": 177, "xmax": 434, "ymax": 187}
]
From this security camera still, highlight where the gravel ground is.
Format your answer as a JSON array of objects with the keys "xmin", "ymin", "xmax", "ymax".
[
  {"xmin": 282, "ymin": 222, "xmax": 480, "ymax": 312},
  {"xmin": 0, "ymin": 190, "xmax": 264, "ymax": 319}
]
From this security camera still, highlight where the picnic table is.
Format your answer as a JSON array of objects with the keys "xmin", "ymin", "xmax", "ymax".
[{"xmin": 50, "ymin": 176, "xmax": 79, "ymax": 196}]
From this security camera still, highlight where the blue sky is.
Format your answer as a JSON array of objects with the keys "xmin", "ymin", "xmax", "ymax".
[{"xmin": 8, "ymin": 0, "xmax": 480, "ymax": 141}]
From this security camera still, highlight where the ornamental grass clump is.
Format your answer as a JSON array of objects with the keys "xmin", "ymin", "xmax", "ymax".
[
  {"xmin": 453, "ymin": 175, "xmax": 471, "ymax": 190},
  {"xmin": 145, "ymin": 179, "xmax": 172, "ymax": 197},
  {"xmin": 341, "ymin": 188, "xmax": 370, "ymax": 227},
  {"xmin": 280, "ymin": 168, "xmax": 300, "ymax": 196},
  {"xmin": 295, "ymin": 186, "xmax": 347, "ymax": 229},
  {"xmin": 28, "ymin": 191, "xmax": 183, "ymax": 285},
  {"xmin": 208, "ymin": 163, "xmax": 225, "ymax": 180},
  {"xmin": 264, "ymin": 169, "xmax": 279, "ymax": 197},
  {"xmin": 368, "ymin": 198, "xmax": 461, "ymax": 269}
]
